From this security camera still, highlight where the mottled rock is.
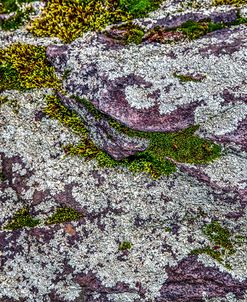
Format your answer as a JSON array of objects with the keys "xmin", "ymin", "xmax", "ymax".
[
  {"xmin": 158, "ymin": 256, "xmax": 247, "ymax": 301},
  {"xmin": 57, "ymin": 92, "xmax": 149, "ymax": 160},
  {"xmin": 1, "ymin": 1, "xmax": 247, "ymax": 302}
]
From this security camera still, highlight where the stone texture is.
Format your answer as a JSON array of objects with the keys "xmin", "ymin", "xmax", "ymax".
[
  {"xmin": 57, "ymin": 91, "xmax": 149, "ymax": 160},
  {"xmin": 1, "ymin": 0, "xmax": 247, "ymax": 301}
]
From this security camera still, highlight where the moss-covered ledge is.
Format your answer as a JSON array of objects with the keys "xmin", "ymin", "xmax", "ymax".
[{"xmin": 43, "ymin": 92, "xmax": 222, "ymax": 179}]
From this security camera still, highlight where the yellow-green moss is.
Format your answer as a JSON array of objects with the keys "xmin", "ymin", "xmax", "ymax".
[
  {"xmin": 213, "ymin": 0, "xmax": 247, "ymax": 6},
  {"xmin": 190, "ymin": 246, "xmax": 232, "ymax": 269},
  {"xmin": 27, "ymin": 0, "xmax": 131, "ymax": 44},
  {"xmin": 45, "ymin": 207, "xmax": 83, "ymax": 224},
  {"xmin": 0, "ymin": 96, "xmax": 9, "ymax": 106},
  {"xmin": 4, "ymin": 208, "xmax": 40, "ymax": 230},
  {"xmin": 173, "ymin": 72, "xmax": 205, "ymax": 82},
  {"xmin": 0, "ymin": 43, "xmax": 61, "ymax": 92},
  {"xmin": 44, "ymin": 94, "xmax": 88, "ymax": 136},
  {"xmin": 26, "ymin": 0, "xmax": 162, "ymax": 44},
  {"xmin": 119, "ymin": 241, "xmax": 133, "ymax": 251}
]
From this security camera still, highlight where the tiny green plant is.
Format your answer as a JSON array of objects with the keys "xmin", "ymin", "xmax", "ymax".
[
  {"xmin": 4, "ymin": 207, "xmax": 40, "ymax": 230},
  {"xmin": 119, "ymin": 241, "xmax": 133, "ymax": 251},
  {"xmin": 173, "ymin": 72, "xmax": 205, "ymax": 82},
  {"xmin": 45, "ymin": 207, "xmax": 83, "ymax": 225}
]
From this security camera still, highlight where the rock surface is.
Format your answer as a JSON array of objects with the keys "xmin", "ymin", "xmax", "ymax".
[{"xmin": 1, "ymin": 1, "xmax": 247, "ymax": 302}]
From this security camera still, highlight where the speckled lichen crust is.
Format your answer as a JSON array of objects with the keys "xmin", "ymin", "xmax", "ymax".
[{"xmin": 1, "ymin": 1, "xmax": 247, "ymax": 301}]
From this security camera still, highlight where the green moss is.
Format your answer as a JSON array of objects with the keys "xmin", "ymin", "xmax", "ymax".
[
  {"xmin": 125, "ymin": 27, "xmax": 145, "ymax": 44},
  {"xmin": 177, "ymin": 19, "xmax": 225, "ymax": 40},
  {"xmin": 26, "ymin": 0, "xmax": 162, "ymax": 44},
  {"xmin": 190, "ymin": 221, "xmax": 237, "ymax": 269},
  {"xmin": 105, "ymin": 22, "xmax": 146, "ymax": 45},
  {"xmin": 203, "ymin": 221, "xmax": 235, "ymax": 254},
  {"xmin": 0, "ymin": 43, "xmax": 61, "ymax": 93},
  {"xmin": 119, "ymin": 241, "xmax": 133, "ymax": 251},
  {"xmin": 119, "ymin": 0, "xmax": 162, "ymax": 17},
  {"xmin": 173, "ymin": 72, "xmax": 205, "ymax": 82},
  {"xmin": 44, "ymin": 94, "xmax": 88, "ymax": 136},
  {"xmin": 164, "ymin": 227, "xmax": 172, "ymax": 232},
  {"xmin": 45, "ymin": 207, "xmax": 83, "ymax": 225},
  {"xmin": 121, "ymin": 125, "xmax": 222, "ymax": 165},
  {"xmin": 0, "ymin": 6, "xmax": 35, "ymax": 31},
  {"xmin": 62, "ymin": 68, "xmax": 72, "ymax": 80},
  {"xmin": 145, "ymin": 17, "xmax": 247, "ymax": 44},
  {"xmin": 4, "ymin": 208, "xmax": 40, "ymax": 230}
]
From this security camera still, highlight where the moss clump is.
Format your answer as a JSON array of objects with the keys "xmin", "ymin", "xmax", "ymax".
[
  {"xmin": 190, "ymin": 246, "xmax": 232, "ymax": 269},
  {"xmin": 173, "ymin": 72, "xmax": 205, "ymax": 82},
  {"xmin": 26, "ymin": 0, "xmax": 162, "ymax": 44},
  {"xmin": 213, "ymin": 0, "xmax": 247, "ymax": 5},
  {"xmin": 0, "ymin": 43, "xmax": 61, "ymax": 92},
  {"xmin": 119, "ymin": 241, "xmax": 133, "ymax": 251},
  {"xmin": 203, "ymin": 221, "xmax": 235, "ymax": 254},
  {"xmin": 126, "ymin": 125, "xmax": 222, "ymax": 165},
  {"xmin": 45, "ymin": 207, "xmax": 82, "ymax": 225},
  {"xmin": 143, "ymin": 16, "xmax": 247, "ymax": 44},
  {"xmin": 4, "ymin": 208, "xmax": 40, "ymax": 230},
  {"xmin": 44, "ymin": 94, "xmax": 88, "ymax": 136},
  {"xmin": 125, "ymin": 26, "xmax": 145, "ymax": 44},
  {"xmin": 27, "ymin": 0, "xmax": 130, "ymax": 44},
  {"xmin": 190, "ymin": 221, "xmax": 236, "ymax": 269},
  {"xmin": 177, "ymin": 19, "xmax": 225, "ymax": 40},
  {"xmin": 119, "ymin": 0, "xmax": 162, "ymax": 18}
]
